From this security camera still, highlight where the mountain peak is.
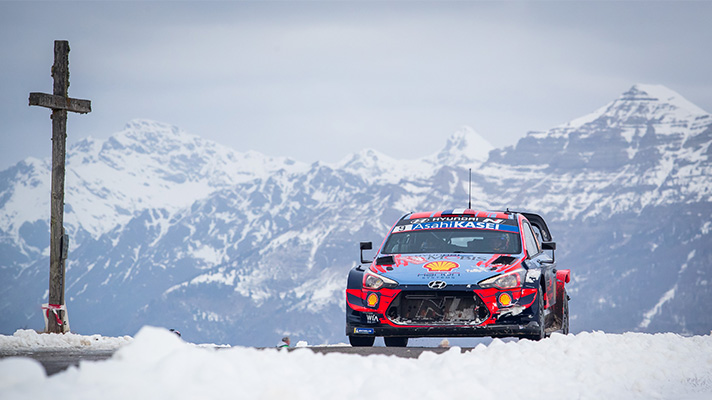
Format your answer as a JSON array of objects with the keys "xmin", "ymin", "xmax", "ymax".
[
  {"xmin": 490, "ymin": 83, "xmax": 712, "ymax": 170},
  {"xmin": 109, "ymin": 119, "xmax": 195, "ymax": 153},
  {"xmin": 436, "ymin": 126, "xmax": 494, "ymax": 165},
  {"xmin": 623, "ymin": 84, "xmax": 707, "ymax": 115},
  {"xmin": 565, "ymin": 84, "xmax": 708, "ymax": 130},
  {"xmin": 122, "ymin": 119, "xmax": 183, "ymax": 136}
]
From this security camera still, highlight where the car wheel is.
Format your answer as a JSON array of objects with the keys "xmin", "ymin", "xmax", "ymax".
[
  {"xmin": 560, "ymin": 289, "xmax": 569, "ymax": 335},
  {"xmin": 383, "ymin": 337, "xmax": 408, "ymax": 347},
  {"xmin": 524, "ymin": 289, "xmax": 546, "ymax": 341},
  {"xmin": 349, "ymin": 335, "xmax": 375, "ymax": 347}
]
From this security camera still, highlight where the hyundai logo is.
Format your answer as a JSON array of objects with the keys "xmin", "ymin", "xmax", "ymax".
[{"xmin": 428, "ymin": 280, "xmax": 447, "ymax": 289}]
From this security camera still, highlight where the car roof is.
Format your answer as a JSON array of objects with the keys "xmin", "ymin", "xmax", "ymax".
[
  {"xmin": 405, "ymin": 209, "xmax": 514, "ymax": 220},
  {"xmin": 401, "ymin": 209, "xmax": 554, "ymax": 242}
]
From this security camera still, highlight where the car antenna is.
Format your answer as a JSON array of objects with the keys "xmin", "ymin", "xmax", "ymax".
[{"xmin": 468, "ymin": 168, "xmax": 472, "ymax": 209}]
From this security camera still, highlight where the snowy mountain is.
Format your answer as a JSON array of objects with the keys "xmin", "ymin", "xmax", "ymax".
[
  {"xmin": 0, "ymin": 120, "xmax": 305, "ymax": 264},
  {"xmin": 485, "ymin": 84, "xmax": 712, "ymax": 334},
  {"xmin": 1, "ymin": 84, "xmax": 710, "ymax": 345}
]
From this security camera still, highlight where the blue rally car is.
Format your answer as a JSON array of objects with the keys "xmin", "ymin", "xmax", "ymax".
[{"xmin": 345, "ymin": 209, "xmax": 570, "ymax": 347}]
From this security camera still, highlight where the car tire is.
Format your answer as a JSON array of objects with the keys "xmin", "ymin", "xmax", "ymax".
[
  {"xmin": 383, "ymin": 337, "xmax": 408, "ymax": 347},
  {"xmin": 524, "ymin": 289, "xmax": 546, "ymax": 341},
  {"xmin": 349, "ymin": 335, "xmax": 375, "ymax": 347}
]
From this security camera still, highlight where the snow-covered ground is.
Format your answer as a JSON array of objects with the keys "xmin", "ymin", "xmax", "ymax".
[
  {"xmin": 0, "ymin": 329, "xmax": 133, "ymax": 349},
  {"xmin": 1, "ymin": 327, "xmax": 711, "ymax": 400}
]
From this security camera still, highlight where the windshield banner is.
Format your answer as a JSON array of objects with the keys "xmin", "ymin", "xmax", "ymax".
[{"xmin": 394, "ymin": 220, "xmax": 519, "ymax": 233}]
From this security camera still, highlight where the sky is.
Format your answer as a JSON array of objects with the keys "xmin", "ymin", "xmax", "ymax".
[{"xmin": 1, "ymin": 1, "xmax": 711, "ymax": 170}]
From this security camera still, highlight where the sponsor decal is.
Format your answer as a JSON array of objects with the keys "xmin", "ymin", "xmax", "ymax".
[
  {"xmin": 394, "ymin": 220, "xmax": 519, "ymax": 233},
  {"xmin": 423, "ymin": 261, "xmax": 459, "ymax": 272},
  {"xmin": 418, "ymin": 272, "xmax": 460, "ymax": 279},
  {"xmin": 366, "ymin": 292, "xmax": 379, "ymax": 308},
  {"xmin": 395, "ymin": 255, "xmax": 428, "ymax": 267},
  {"xmin": 498, "ymin": 292, "xmax": 513, "ymax": 307},
  {"xmin": 353, "ymin": 327, "xmax": 374, "ymax": 334},
  {"xmin": 442, "ymin": 254, "xmax": 488, "ymax": 262},
  {"xmin": 401, "ymin": 216, "xmax": 511, "ymax": 224},
  {"xmin": 417, "ymin": 254, "xmax": 490, "ymax": 262},
  {"xmin": 465, "ymin": 266, "xmax": 490, "ymax": 273}
]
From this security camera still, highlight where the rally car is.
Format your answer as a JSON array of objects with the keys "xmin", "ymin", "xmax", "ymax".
[{"xmin": 345, "ymin": 209, "xmax": 570, "ymax": 347}]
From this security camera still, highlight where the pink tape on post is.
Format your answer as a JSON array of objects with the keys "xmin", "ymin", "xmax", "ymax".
[{"xmin": 42, "ymin": 303, "xmax": 65, "ymax": 326}]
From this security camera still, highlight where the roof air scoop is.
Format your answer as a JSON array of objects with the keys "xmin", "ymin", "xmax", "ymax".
[{"xmin": 492, "ymin": 255, "xmax": 517, "ymax": 265}]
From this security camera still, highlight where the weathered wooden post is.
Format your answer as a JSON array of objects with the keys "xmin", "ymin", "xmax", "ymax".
[{"xmin": 29, "ymin": 40, "xmax": 91, "ymax": 333}]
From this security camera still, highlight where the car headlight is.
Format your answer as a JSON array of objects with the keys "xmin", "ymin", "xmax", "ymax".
[
  {"xmin": 478, "ymin": 269, "xmax": 524, "ymax": 289},
  {"xmin": 363, "ymin": 272, "xmax": 398, "ymax": 289}
]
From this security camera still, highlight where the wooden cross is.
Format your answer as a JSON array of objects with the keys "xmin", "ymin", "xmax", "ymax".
[{"xmin": 29, "ymin": 40, "xmax": 91, "ymax": 334}]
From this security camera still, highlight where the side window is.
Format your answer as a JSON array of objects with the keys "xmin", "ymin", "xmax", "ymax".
[
  {"xmin": 522, "ymin": 221, "xmax": 540, "ymax": 257},
  {"xmin": 531, "ymin": 225, "xmax": 543, "ymax": 245}
]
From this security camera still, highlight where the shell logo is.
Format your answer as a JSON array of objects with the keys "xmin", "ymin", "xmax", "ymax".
[{"xmin": 423, "ymin": 261, "xmax": 459, "ymax": 272}]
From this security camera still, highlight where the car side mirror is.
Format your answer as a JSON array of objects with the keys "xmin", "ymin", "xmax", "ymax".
[
  {"xmin": 360, "ymin": 242, "xmax": 373, "ymax": 264},
  {"xmin": 542, "ymin": 242, "xmax": 556, "ymax": 250},
  {"xmin": 542, "ymin": 241, "xmax": 556, "ymax": 262}
]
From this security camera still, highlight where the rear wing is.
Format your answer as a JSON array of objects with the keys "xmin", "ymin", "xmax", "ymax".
[{"xmin": 519, "ymin": 212, "xmax": 554, "ymax": 242}]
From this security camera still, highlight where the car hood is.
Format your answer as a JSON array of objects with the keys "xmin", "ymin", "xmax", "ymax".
[{"xmin": 369, "ymin": 253, "xmax": 524, "ymax": 286}]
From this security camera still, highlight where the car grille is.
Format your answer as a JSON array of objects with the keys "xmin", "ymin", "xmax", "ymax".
[{"xmin": 386, "ymin": 291, "xmax": 490, "ymax": 326}]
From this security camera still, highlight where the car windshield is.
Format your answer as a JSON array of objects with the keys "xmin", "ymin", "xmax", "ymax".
[{"xmin": 382, "ymin": 229, "xmax": 521, "ymax": 254}]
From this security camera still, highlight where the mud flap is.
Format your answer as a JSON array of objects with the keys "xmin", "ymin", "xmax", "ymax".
[{"xmin": 551, "ymin": 269, "xmax": 570, "ymax": 331}]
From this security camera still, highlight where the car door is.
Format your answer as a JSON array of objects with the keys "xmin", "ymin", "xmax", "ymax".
[{"xmin": 522, "ymin": 220, "xmax": 556, "ymax": 308}]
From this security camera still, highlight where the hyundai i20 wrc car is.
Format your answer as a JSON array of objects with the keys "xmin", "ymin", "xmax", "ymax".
[{"xmin": 345, "ymin": 209, "xmax": 570, "ymax": 347}]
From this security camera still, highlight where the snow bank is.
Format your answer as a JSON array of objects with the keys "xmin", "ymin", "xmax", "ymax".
[
  {"xmin": 1, "ymin": 327, "xmax": 711, "ymax": 400},
  {"xmin": 0, "ymin": 329, "xmax": 133, "ymax": 349}
]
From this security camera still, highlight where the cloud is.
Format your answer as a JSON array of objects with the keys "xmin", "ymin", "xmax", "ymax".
[{"xmin": 1, "ymin": 1, "xmax": 710, "ymax": 170}]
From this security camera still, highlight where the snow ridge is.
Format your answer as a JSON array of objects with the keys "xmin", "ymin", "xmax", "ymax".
[{"xmin": 1, "ymin": 328, "xmax": 711, "ymax": 400}]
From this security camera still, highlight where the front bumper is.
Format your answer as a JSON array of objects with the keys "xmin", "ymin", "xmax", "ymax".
[
  {"xmin": 345, "ymin": 286, "xmax": 540, "ymax": 339},
  {"xmin": 347, "ymin": 320, "xmax": 543, "ymax": 338}
]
